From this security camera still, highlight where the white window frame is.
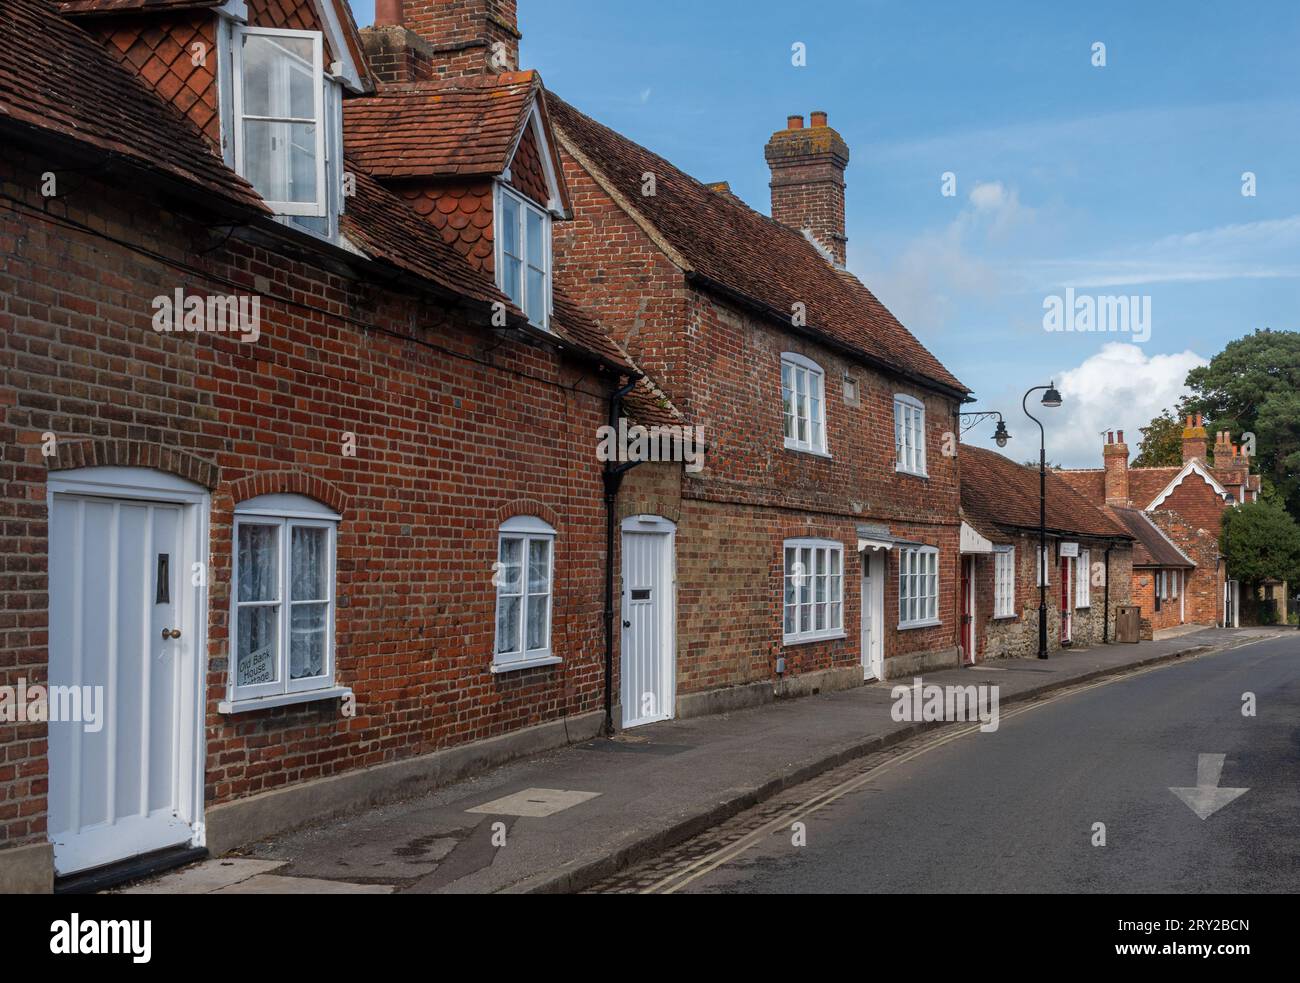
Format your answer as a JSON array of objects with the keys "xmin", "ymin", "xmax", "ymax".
[
  {"xmin": 494, "ymin": 182, "xmax": 553, "ymax": 331},
  {"xmin": 227, "ymin": 494, "xmax": 342, "ymax": 712},
  {"xmin": 494, "ymin": 516, "xmax": 559, "ymax": 671},
  {"xmin": 230, "ymin": 26, "xmax": 328, "ymax": 218},
  {"xmin": 1036, "ymin": 546, "xmax": 1052, "ymax": 587},
  {"xmin": 899, "ymin": 546, "xmax": 941, "ymax": 629},
  {"xmin": 783, "ymin": 538, "xmax": 845, "ymax": 644},
  {"xmin": 781, "ymin": 353, "xmax": 829, "ymax": 456},
  {"xmin": 993, "ymin": 547, "xmax": 1016, "ymax": 618},
  {"xmin": 894, "ymin": 394, "xmax": 927, "ymax": 477},
  {"xmin": 1076, "ymin": 549, "xmax": 1092, "ymax": 609}
]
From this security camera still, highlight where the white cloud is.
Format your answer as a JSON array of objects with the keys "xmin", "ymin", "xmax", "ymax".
[
  {"xmin": 857, "ymin": 181, "xmax": 1032, "ymax": 333},
  {"xmin": 1045, "ymin": 343, "xmax": 1208, "ymax": 467}
]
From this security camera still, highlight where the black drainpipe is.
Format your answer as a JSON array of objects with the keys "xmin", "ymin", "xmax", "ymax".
[
  {"xmin": 603, "ymin": 376, "xmax": 641, "ymax": 737},
  {"xmin": 1103, "ymin": 545, "xmax": 1113, "ymax": 643}
]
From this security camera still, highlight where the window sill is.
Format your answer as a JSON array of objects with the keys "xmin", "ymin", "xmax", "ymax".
[
  {"xmin": 783, "ymin": 631, "xmax": 846, "ymax": 647},
  {"xmin": 894, "ymin": 466, "xmax": 929, "ymax": 480},
  {"xmin": 992, "ymin": 614, "xmax": 1019, "ymax": 623},
  {"xmin": 1076, "ymin": 604, "xmax": 1092, "ymax": 611},
  {"xmin": 219, "ymin": 686, "xmax": 352, "ymax": 715},
  {"xmin": 492, "ymin": 654, "xmax": 563, "ymax": 674},
  {"xmin": 784, "ymin": 439, "xmax": 832, "ymax": 459},
  {"xmin": 898, "ymin": 619, "xmax": 942, "ymax": 631}
]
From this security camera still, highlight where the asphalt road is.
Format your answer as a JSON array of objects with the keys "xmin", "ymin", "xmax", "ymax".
[{"xmin": 660, "ymin": 634, "xmax": 1300, "ymax": 893}]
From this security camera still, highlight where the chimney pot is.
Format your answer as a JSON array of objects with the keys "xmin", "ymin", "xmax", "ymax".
[
  {"xmin": 810, "ymin": 110, "xmax": 828, "ymax": 127},
  {"xmin": 787, "ymin": 115, "xmax": 804, "ymax": 130},
  {"xmin": 1118, "ymin": 430, "xmax": 1124, "ymax": 443}
]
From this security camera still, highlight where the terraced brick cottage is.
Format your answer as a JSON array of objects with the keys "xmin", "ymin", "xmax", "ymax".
[
  {"xmin": 1059, "ymin": 419, "xmax": 1262, "ymax": 633},
  {"xmin": 959, "ymin": 446, "xmax": 1134, "ymax": 661},
  {"xmin": 359, "ymin": 0, "xmax": 978, "ymax": 728},
  {"xmin": 0, "ymin": 0, "xmax": 668, "ymax": 891}
]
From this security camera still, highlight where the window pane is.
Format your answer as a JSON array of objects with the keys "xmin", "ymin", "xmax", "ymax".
[
  {"xmin": 503, "ymin": 255, "xmax": 523, "ymax": 307},
  {"xmin": 526, "ymin": 208, "xmax": 545, "ymax": 267},
  {"xmin": 526, "ymin": 595, "xmax": 547, "ymax": 651},
  {"xmin": 528, "ymin": 539, "xmax": 550, "ymax": 593},
  {"xmin": 242, "ymin": 120, "xmax": 317, "ymax": 205},
  {"xmin": 290, "ymin": 602, "xmax": 327, "ymax": 679},
  {"xmin": 496, "ymin": 595, "xmax": 521, "ymax": 655},
  {"xmin": 291, "ymin": 526, "xmax": 327, "ymax": 601},
  {"xmin": 238, "ymin": 524, "xmax": 278, "ymax": 602},
  {"xmin": 526, "ymin": 267, "xmax": 546, "ymax": 324},
  {"xmin": 784, "ymin": 605, "xmax": 795, "ymax": 635},
  {"xmin": 501, "ymin": 194, "xmax": 521, "ymax": 255},
  {"xmin": 498, "ymin": 537, "xmax": 522, "ymax": 593},
  {"xmin": 242, "ymin": 34, "xmax": 315, "ymax": 119},
  {"xmin": 237, "ymin": 605, "xmax": 279, "ymax": 686}
]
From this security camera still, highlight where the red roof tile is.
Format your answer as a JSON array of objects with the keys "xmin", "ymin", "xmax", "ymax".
[
  {"xmin": 0, "ymin": 0, "xmax": 265, "ymax": 213},
  {"xmin": 960, "ymin": 445, "xmax": 1131, "ymax": 540},
  {"xmin": 548, "ymin": 93, "xmax": 969, "ymax": 398},
  {"xmin": 344, "ymin": 72, "xmax": 539, "ymax": 180}
]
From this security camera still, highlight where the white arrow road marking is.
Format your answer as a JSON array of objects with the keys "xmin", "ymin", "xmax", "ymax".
[{"xmin": 1170, "ymin": 753, "xmax": 1249, "ymax": 820}]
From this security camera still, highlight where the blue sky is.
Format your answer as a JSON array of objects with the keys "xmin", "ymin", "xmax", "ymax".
[{"xmin": 348, "ymin": 0, "xmax": 1300, "ymax": 466}]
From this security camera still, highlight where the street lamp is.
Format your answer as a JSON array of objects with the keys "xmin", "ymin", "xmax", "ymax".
[
  {"xmin": 1023, "ymin": 382, "xmax": 1063, "ymax": 659},
  {"xmin": 959, "ymin": 411, "xmax": 1012, "ymax": 448}
]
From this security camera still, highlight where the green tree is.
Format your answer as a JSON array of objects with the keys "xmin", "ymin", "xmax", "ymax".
[
  {"xmin": 1184, "ymin": 329, "xmax": 1300, "ymax": 519},
  {"xmin": 1219, "ymin": 500, "xmax": 1300, "ymax": 586},
  {"xmin": 1132, "ymin": 406, "xmax": 1188, "ymax": 467}
]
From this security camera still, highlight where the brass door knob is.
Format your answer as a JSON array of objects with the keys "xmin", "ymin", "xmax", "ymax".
[{"xmin": 161, "ymin": 628, "xmax": 182, "ymax": 640}]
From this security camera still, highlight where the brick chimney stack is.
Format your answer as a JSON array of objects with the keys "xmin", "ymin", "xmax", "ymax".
[
  {"xmin": 1182, "ymin": 413, "xmax": 1208, "ymax": 464},
  {"xmin": 765, "ymin": 110, "xmax": 850, "ymax": 267},
  {"xmin": 1104, "ymin": 430, "xmax": 1130, "ymax": 507},
  {"xmin": 1213, "ymin": 429, "xmax": 1233, "ymax": 470},
  {"xmin": 364, "ymin": 0, "xmax": 521, "ymax": 83}
]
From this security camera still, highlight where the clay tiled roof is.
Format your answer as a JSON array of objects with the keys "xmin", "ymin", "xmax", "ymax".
[
  {"xmin": 345, "ymin": 73, "xmax": 538, "ymax": 180},
  {"xmin": 341, "ymin": 164, "xmax": 638, "ymax": 378},
  {"xmin": 0, "ymin": 0, "xmax": 265, "ymax": 214},
  {"xmin": 57, "ymin": 0, "xmax": 219, "ymax": 13},
  {"xmin": 1055, "ymin": 468, "xmax": 1105, "ymax": 503},
  {"xmin": 960, "ymin": 445, "xmax": 1132, "ymax": 540},
  {"xmin": 548, "ymin": 93, "xmax": 969, "ymax": 398},
  {"xmin": 1109, "ymin": 508, "xmax": 1195, "ymax": 568}
]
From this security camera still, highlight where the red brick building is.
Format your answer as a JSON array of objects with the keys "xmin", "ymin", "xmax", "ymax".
[
  {"xmin": 0, "ymin": 0, "xmax": 672, "ymax": 890},
  {"xmin": 324, "ymin": 0, "xmax": 976, "ymax": 731},
  {"xmin": 1059, "ymin": 417, "xmax": 1262, "ymax": 632},
  {"xmin": 959, "ymin": 446, "xmax": 1134, "ymax": 662}
]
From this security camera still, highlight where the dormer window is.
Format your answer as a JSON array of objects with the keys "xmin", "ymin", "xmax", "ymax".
[
  {"xmin": 226, "ymin": 25, "xmax": 344, "ymax": 239},
  {"xmin": 495, "ymin": 183, "xmax": 552, "ymax": 330}
]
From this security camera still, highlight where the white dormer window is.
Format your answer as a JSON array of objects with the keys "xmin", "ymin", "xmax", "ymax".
[
  {"xmin": 894, "ymin": 394, "xmax": 927, "ymax": 477},
  {"xmin": 495, "ymin": 183, "xmax": 552, "ymax": 330},
  {"xmin": 232, "ymin": 28, "xmax": 327, "ymax": 217}
]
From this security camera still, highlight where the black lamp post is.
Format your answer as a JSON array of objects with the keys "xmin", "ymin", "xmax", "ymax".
[{"xmin": 1022, "ymin": 382, "xmax": 1063, "ymax": 660}]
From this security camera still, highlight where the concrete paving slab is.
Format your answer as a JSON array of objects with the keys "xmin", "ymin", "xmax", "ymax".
[
  {"xmin": 212, "ymin": 874, "xmax": 393, "ymax": 894},
  {"xmin": 466, "ymin": 788, "xmax": 601, "ymax": 818},
  {"xmin": 117, "ymin": 858, "xmax": 286, "ymax": 894}
]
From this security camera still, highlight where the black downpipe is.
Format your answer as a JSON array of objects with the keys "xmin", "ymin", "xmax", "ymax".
[
  {"xmin": 1103, "ymin": 546, "xmax": 1112, "ymax": 643},
  {"xmin": 603, "ymin": 377, "xmax": 640, "ymax": 737}
]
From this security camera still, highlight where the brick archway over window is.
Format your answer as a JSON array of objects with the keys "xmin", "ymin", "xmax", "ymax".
[
  {"xmin": 227, "ymin": 470, "xmax": 350, "ymax": 517},
  {"xmin": 496, "ymin": 499, "xmax": 562, "ymax": 531},
  {"xmin": 45, "ymin": 438, "xmax": 219, "ymax": 490}
]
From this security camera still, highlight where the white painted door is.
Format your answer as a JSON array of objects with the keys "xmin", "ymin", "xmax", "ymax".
[
  {"xmin": 861, "ymin": 550, "xmax": 884, "ymax": 681},
  {"xmin": 621, "ymin": 522, "xmax": 674, "ymax": 728},
  {"xmin": 48, "ymin": 491, "xmax": 201, "ymax": 875}
]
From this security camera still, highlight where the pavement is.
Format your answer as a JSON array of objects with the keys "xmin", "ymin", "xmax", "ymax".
[
  {"xmin": 621, "ymin": 630, "xmax": 1300, "ymax": 893},
  {"xmin": 115, "ymin": 626, "xmax": 1289, "ymax": 895}
]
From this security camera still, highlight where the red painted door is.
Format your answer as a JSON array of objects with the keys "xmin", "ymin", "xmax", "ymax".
[{"xmin": 961, "ymin": 557, "xmax": 975, "ymax": 664}]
